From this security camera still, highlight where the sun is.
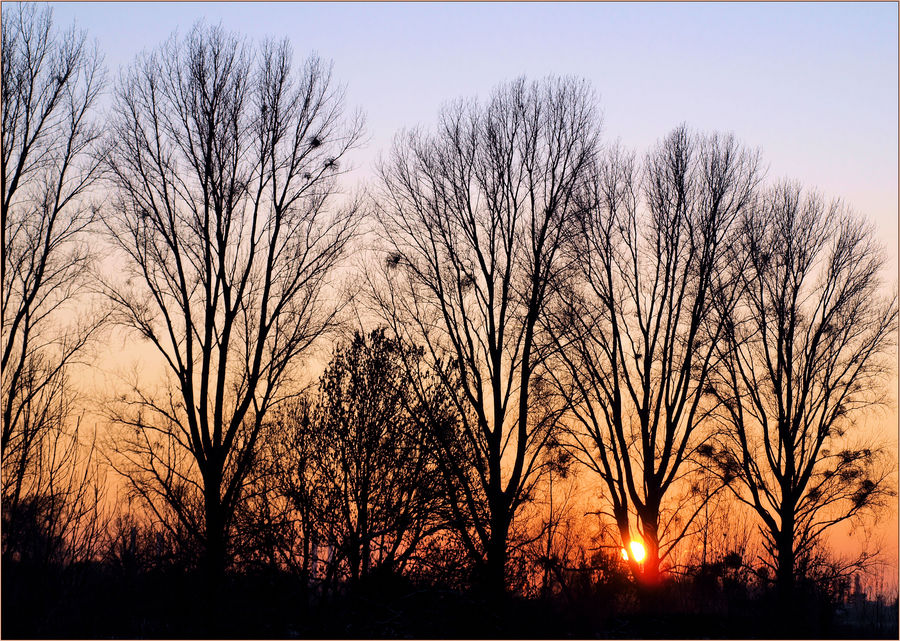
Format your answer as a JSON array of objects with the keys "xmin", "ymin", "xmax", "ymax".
[
  {"xmin": 629, "ymin": 540, "xmax": 646, "ymax": 562},
  {"xmin": 622, "ymin": 540, "xmax": 646, "ymax": 563}
]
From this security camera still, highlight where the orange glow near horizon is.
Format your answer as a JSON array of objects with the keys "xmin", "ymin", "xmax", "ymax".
[{"xmin": 622, "ymin": 540, "xmax": 646, "ymax": 563}]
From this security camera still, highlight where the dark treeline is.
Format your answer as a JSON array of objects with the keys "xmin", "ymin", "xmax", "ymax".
[{"xmin": 2, "ymin": 8, "xmax": 898, "ymax": 639}]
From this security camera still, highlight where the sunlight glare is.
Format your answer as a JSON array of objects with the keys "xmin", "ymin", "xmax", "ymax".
[{"xmin": 629, "ymin": 540, "xmax": 646, "ymax": 563}]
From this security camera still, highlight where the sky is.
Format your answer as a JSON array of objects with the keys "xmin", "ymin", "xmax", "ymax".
[
  {"xmin": 35, "ymin": 0, "xmax": 900, "ymax": 275},
  {"xmin": 19, "ymin": 0, "xmax": 899, "ymax": 586}
]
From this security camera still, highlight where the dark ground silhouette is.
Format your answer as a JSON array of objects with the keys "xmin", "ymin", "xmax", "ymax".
[{"xmin": 3, "ymin": 557, "xmax": 897, "ymax": 639}]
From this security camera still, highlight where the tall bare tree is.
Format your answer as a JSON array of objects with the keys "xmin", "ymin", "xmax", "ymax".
[
  {"xmin": 701, "ymin": 182, "xmax": 897, "ymax": 602},
  {"xmin": 1, "ymin": 2, "xmax": 107, "ymax": 562},
  {"xmin": 102, "ymin": 24, "xmax": 363, "ymax": 584},
  {"xmin": 547, "ymin": 128, "xmax": 760, "ymax": 586},
  {"xmin": 371, "ymin": 77, "xmax": 601, "ymax": 595}
]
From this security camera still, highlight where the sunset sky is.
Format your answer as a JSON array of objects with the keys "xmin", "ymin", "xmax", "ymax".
[
  {"xmin": 3, "ymin": 4, "xmax": 899, "ymax": 637},
  {"xmin": 33, "ymin": 0, "xmax": 900, "ymax": 590}
]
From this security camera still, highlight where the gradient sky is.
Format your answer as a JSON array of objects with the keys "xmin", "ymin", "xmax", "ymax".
[
  {"xmin": 8, "ymin": 0, "xmax": 898, "ymax": 590},
  {"xmin": 34, "ymin": 0, "xmax": 900, "ymax": 273}
]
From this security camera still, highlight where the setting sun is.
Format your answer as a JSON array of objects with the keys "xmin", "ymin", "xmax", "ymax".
[{"xmin": 629, "ymin": 541, "xmax": 647, "ymax": 563}]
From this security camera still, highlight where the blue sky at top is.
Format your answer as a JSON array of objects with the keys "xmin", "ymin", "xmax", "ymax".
[{"xmin": 29, "ymin": 1, "xmax": 899, "ymax": 268}]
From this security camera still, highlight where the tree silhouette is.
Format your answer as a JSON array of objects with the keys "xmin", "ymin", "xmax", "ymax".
[
  {"xmin": 547, "ymin": 127, "xmax": 760, "ymax": 587},
  {"xmin": 1, "ymin": 2, "xmax": 107, "ymax": 566},
  {"xmin": 102, "ymin": 24, "xmax": 362, "ymax": 588},
  {"xmin": 275, "ymin": 329, "xmax": 448, "ymax": 586},
  {"xmin": 0, "ymin": 11, "xmax": 896, "ymax": 635},
  {"xmin": 703, "ymin": 182, "xmax": 897, "ymax": 603},
  {"xmin": 371, "ymin": 76, "xmax": 601, "ymax": 596}
]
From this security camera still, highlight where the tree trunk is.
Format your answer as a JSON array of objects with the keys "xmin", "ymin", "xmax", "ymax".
[
  {"xmin": 484, "ymin": 512, "xmax": 509, "ymax": 599},
  {"xmin": 635, "ymin": 519, "xmax": 663, "ymax": 616},
  {"xmin": 203, "ymin": 471, "xmax": 226, "ymax": 584},
  {"xmin": 630, "ymin": 509, "xmax": 662, "ymax": 589},
  {"xmin": 360, "ymin": 495, "xmax": 370, "ymax": 581},
  {"xmin": 348, "ymin": 531, "xmax": 361, "ymax": 584},
  {"xmin": 205, "ymin": 516, "xmax": 226, "ymax": 585},
  {"xmin": 776, "ymin": 521, "xmax": 795, "ymax": 602},
  {"xmin": 203, "ymin": 472, "xmax": 226, "ymax": 632},
  {"xmin": 203, "ymin": 470, "xmax": 227, "ymax": 633},
  {"xmin": 640, "ymin": 529, "xmax": 661, "ymax": 587}
]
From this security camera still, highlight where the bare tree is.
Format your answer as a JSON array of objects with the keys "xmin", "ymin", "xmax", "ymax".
[
  {"xmin": 232, "ymin": 394, "xmax": 319, "ymax": 579},
  {"xmin": 273, "ymin": 329, "xmax": 447, "ymax": 587},
  {"xmin": 1, "ymin": 2, "xmax": 107, "ymax": 563},
  {"xmin": 102, "ymin": 24, "xmax": 362, "ymax": 585},
  {"xmin": 371, "ymin": 77, "xmax": 601, "ymax": 595},
  {"xmin": 519, "ymin": 458, "xmax": 581, "ymax": 601},
  {"xmin": 701, "ymin": 182, "xmax": 897, "ymax": 602},
  {"xmin": 546, "ymin": 127, "xmax": 760, "ymax": 587}
]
